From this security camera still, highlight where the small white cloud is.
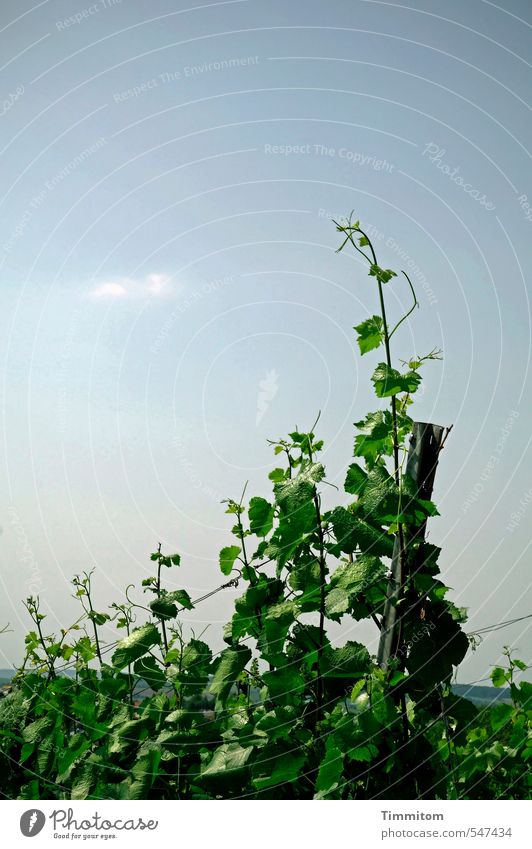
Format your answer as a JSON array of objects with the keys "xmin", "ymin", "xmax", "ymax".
[
  {"xmin": 89, "ymin": 281, "xmax": 128, "ymax": 299},
  {"xmin": 146, "ymin": 273, "xmax": 171, "ymax": 295},
  {"xmin": 88, "ymin": 273, "xmax": 176, "ymax": 300}
]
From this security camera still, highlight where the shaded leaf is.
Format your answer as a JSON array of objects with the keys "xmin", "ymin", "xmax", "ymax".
[
  {"xmin": 134, "ymin": 656, "xmax": 166, "ymax": 691},
  {"xmin": 201, "ymin": 742, "xmax": 252, "ymax": 778},
  {"xmin": 490, "ymin": 702, "xmax": 513, "ymax": 732},
  {"xmin": 112, "ymin": 624, "xmax": 161, "ymax": 670},
  {"xmin": 315, "ymin": 742, "xmax": 344, "ymax": 798},
  {"xmin": 263, "ymin": 665, "xmax": 306, "ymax": 706},
  {"xmin": 255, "ymin": 706, "xmax": 297, "ymax": 741},
  {"xmin": 329, "ymin": 506, "xmax": 393, "ymax": 557},
  {"xmin": 149, "ymin": 597, "xmax": 177, "ymax": 620},
  {"xmin": 209, "ymin": 645, "xmax": 251, "ymax": 702},
  {"xmin": 259, "ymin": 600, "xmax": 300, "ymax": 663},
  {"xmin": 348, "ymin": 743, "xmax": 379, "ymax": 762},
  {"xmin": 253, "ymin": 747, "xmax": 306, "ymax": 791},
  {"xmin": 274, "ymin": 462, "xmax": 324, "ymax": 517},
  {"xmin": 371, "ymin": 363, "xmax": 421, "ymax": 398},
  {"xmin": 321, "ymin": 641, "xmax": 371, "ymax": 678}
]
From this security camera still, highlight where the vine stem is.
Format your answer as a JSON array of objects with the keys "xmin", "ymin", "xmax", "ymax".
[
  {"xmin": 237, "ymin": 484, "xmax": 252, "ymax": 582},
  {"xmin": 235, "ymin": 484, "xmax": 264, "ymax": 638},
  {"xmin": 32, "ymin": 602, "xmax": 56, "ymax": 681},
  {"xmin": 156, "ymin": 543, "xmax": 169, "ymax": 654},
  {"xmin": 351, "ymin": 224, "xmax": 409, "ymax": 744},
  {"xmin": 84, "ymin": 576, "xmax": 103, "ymax": 665},
  {"xmin": 356, "ymin": 228, "xmax": 408, "ymax": 618},
  {"xmin": 313, "ymin": 490, "xmax": 327, "ymax": 725},
  {"xmin": 355, "ymin": 227, "xmax": 401, "ymax": 488},
  {"xmin": 437, "ymin": 684, "xmax": 459, "ymax": 798}
]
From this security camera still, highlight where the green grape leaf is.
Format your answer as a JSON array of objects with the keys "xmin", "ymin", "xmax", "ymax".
[
  {"xmin": 329, "ymin": 506, "xmax": 394, "ymax": 557},
  {"xmin": 230, "ymin": 576, "xmax": 283, "ymax": 641},
  {"xmin": 180, "ymin": 639, "xmax": 212, "ymax": 671},
  {"xmin": 406, "ymin": 609, "xmax": 469, "ymax": 691},
  {"xmin": 344, "ymin": 463, "xmax": 367, "ymax": 495},
  {"xmin": 263, "ymin": 665, "xmax": 307, "ymax": 705},
  {"xmin": 371, "ymin": 363, "xmax": 422, "ymax": 398},
  {"xmin": 201, "ymin": 742, "xmax": 253, "ymax": 778},
  {"xmin": 88, "ymin": 611, "xmax": 110, "ymax": 626},
  {"xmin": 324, "ymin": 587, "xmax": 350, "ymax": 618},
  {"xmin": 314, "ymin": 742, "xmax": 344, "ymax": 798},
  {"xmin": 265, "ymin": 516, "xmax": 311, "ymax": 571},
  {"xmin": 169, "ymin": 588, "xmax": 194, "ymax": 610},
  {"xmin": 348, "ymin": 743, "xmax": 379, "ymax": 762},
  {"xmin": 253, "ymin": 748, "xmax": 306, "ymax": 791},
  {"xmin": 209, "ymin": 645, "xmax": 251, "ymax": 702},
  {"xmin": 490, "ymin": 702, "xmax": 513, "ymax": 732},
  {"xmin": 112, "ymin": 624, "xmax": 161, "ymax": 670},
  {"xmin": 369, "ymin": 264, "xmax": 397, "ymax": 284},
  {"xmin": 219, "ymin": 545, "xmax": 241, "ymax": 576},
  {"xmin": 274, "ymin": 462, "xmax": 324, "ymax": 518},
  {"xmin": 133, "ymin": 656, "xmax": 166, "ymax": 691},
  {"xmin": 22, "ymin": 716, "xmax": 54, "ymax": 744},
  {"xmin": 268, "ymin": 467, "xmax": 287, "ymax": 483},
  {"xmin": 491, "ymin": 667, "xmax": 509, "ymax": 688},
  {"xmin": 354, "ymin": 410, "xmax": 394, "ymax": 463},
  {"xmin": 56, "ymin": 735, "xmax": 92, "ymax": 782},
  {"xmin": 248, "ymin": 496, "xmax": 275, "ymax": 537},
  {"xmin": 321, "ymin": 641, "xmax": 371, "ymax": 678},
  {"xmin": 330, "ymin": 554, "xmax": 385, "ymax": 594},
  {"xmin": 288, "ymin": 558, "xmax": 322, "ymax": 610},
  {"xmin": 150, "ymin": 589, "xmax": 193, "ymax": 619},
  {"xmin": 256, "ymin": 706, "xmax": 297, "ymax": 741},
  {"xmin": 259, "ymin": 600, "xmax": 300, "ymax": 663},
  {"xmin": 420, "ymin": 542, "xmax": 442, "ymax": 575},
  {"xmin": 266, "ymin": 466, "xmax": 325, "ymax": 569},
  {"xmin": 325, "ymin": 555, "xmax": 385, "ymax": 619},
  {"xmin": 354, "ymin": 315, "xmax": 384, "ymax": 355},
  {"xmin": 149, "ymin": 597, "xmax": 177, "ymax": 620},
  {"xmin": 361, "ymin": 466, "xmax": 399, "ymax": 522},
  {"xmin": 71, "ymin": 763, "xmax": 97, "ymax": 800},
  {"xmin": 354, "ymin": 408, "xmax": 413, "ymax": 466}
]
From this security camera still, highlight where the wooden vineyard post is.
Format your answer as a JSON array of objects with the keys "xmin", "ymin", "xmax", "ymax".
[{"xmin": 377, "ymin": 421, "xmax": 446, "ymax": 669}]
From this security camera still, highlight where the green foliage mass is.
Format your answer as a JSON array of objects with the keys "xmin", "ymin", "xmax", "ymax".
[{"xmin": 0, "ymin": 216, "xmax": 529, "ymax": 801}]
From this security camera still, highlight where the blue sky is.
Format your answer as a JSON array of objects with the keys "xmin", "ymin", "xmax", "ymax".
[{"xmin": 0, "ymin": 0, "xmax": 530, "ymax": 682}]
